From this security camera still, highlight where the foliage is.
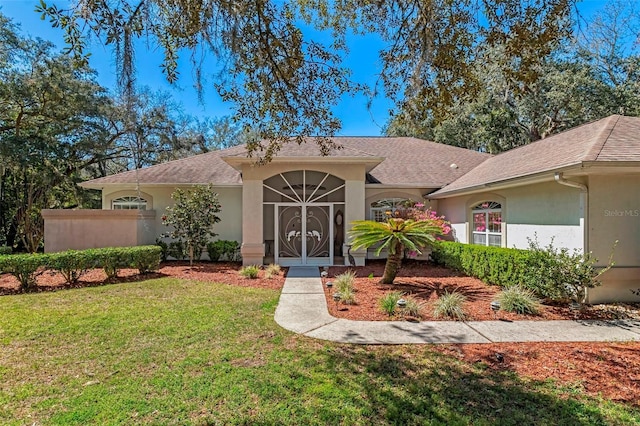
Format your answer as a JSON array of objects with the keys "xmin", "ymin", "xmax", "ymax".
[
  {"xmin": 497, "ymin": 286, "xmax": 540, "ymax": 315},
  {"xmin": 155, "ymin": 239, "xmax": 169, "ymax": 262},
  {"xmin": 379, "ymin": 291, "xmax": 403, "ymax": 317},
  {"xmin": 401, "ymin": 295, "xmax": 422, "ymax": 318},
  {"xmin": 405, "ymin": 204, "xmax": 452, "ymax": 236},
  {"xmin": 432, "ymin": 240, "xmax": 616, "ymax": 303},
  {"xmin": 46, "ymin": 249, "xmax": 92, "ymax": 284},
  {"xmin": 162, "ymin": 185, "xmax": 221, "ymax": 266},
  {"xmin": 239, "ymin": 265, "xmax": 260, "ymax": 279},
  {"xmin": 433, "ymin": 291, "xmax": 467, "ymax": 320},
  {"xmin": 264, "ymin": 263, "xmax": 281, "ymax": 279},
  {"xmin": 386, "ymin": 1, "xmax": 640, "ymax": 152},
  {"xmin": 350, "ymin": 218, "xmax": 443, "ymax": 284},
  {"xmin": 0, "ymin": 246, "xmax": 11, "ymax": 255},
  {"xmin": 525, "ymin": 238, "xmax": 616, "ymax": 303},
  {"xmin": 207, "ymin": 240, "xmax": 241, "ymax": 262},
  {"xmin": 0, "ymin": 253, "xmax": 49, "ymax": 292},
  {"xmin": 84, "ymin": 246, "xmax": 162, "ymax": 280},
  {"xmin": 332, "ymin": 270, "xmax": 357, "ymax": 304},
  {"xmin": 36, "ymin": 1, "xmax": 577, "ymax": 160},
  {"xmin": 0, "ymin": 246, "xmax": 161, "ymax": 290},
  {"xmin": 431, "ymin": 241, "xmax": 534, "ymax": 289},
  {"xmin": 167, "ymin": 241, "xmax": 186, "ymax": 260},
  {"xmin": 334, "ymin": 270, "xmax": 356, "ymax": 294}
]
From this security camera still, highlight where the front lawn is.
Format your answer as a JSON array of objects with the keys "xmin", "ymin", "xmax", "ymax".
[{"xmin": 0, "ymin": 278, "xmax": 638, "ymax": 425}]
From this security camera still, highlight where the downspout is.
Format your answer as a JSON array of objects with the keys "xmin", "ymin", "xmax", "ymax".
[
  {"xmin": 554, "ymin": 172, "xmax": 588, "ymax": 252},
  {"xmin": 555, "ymin": 172, "xmax": 590, "ymax": 299}
]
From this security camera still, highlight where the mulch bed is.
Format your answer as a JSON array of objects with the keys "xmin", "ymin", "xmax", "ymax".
[
  {"xmin": 325, "ymin": 260, "xmax": 640, "ymax": 322},
  {"xmin": 0, "ymin": 261, "xmax": 287, "ymax": 295}
]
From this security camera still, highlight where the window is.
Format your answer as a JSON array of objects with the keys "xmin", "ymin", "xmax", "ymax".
[
  {"xmin": 370, "ymin": 198, "xmax": 411, "ymax": 222},
  {"xmin": 472, "ymin": 201, "xmax": 502, "ymax": 247},
  {"xmin": 112, "ymin": 196, "xmax": 147, "ymax": 210}
]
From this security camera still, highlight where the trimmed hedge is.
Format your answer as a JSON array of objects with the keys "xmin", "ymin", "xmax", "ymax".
[
  {"xmin": 0, "ymin": 245, "xmax": 162, "ymax": 292},
  {"xmin": 431, "ymin": 240, "xmax": 609, "ymax": 302},
  {"xmin": 0, "ymin": 253, "xmax": 50, "ymax": 292},
  {"xmin": 431, "ymin": 241, "xmax": 535, "ymax": 289}
]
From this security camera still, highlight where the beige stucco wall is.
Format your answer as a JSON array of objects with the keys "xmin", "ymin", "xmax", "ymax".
[
  {"xmin": 240, "ymin": 162, "xmax": 370, "ymax": 265},
  {"xmin": 587, "ymin": 174, "xmax": 640, "ymax": 303},
  {"xmin": 101, "ymin": 185, "xmax": 243, "ymax": 243},
  {"xmin": 435, "ymin": 181, "xmax": 584, "ymax": 250},
  {"xmin": 42, "ymin": 209, "xmax": 156, "ymax": 252}
]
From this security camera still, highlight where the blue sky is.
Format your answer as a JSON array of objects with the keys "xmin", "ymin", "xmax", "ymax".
[{"xmin": 1, "ymin": 0, "xmax": 608, "ymax": 136}]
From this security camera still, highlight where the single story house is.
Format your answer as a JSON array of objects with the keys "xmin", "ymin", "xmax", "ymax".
[{"xmin": 43, "ymin": 114, "xmax": 640, "ymax": 303}]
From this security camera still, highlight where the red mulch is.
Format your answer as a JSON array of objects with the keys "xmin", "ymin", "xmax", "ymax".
[
  {"xmin": 2, "ymin": 260, "xmax": 639, "ymax": 405},
  {"xmin": 325, "ymin": 260, "xmax": 640, "ymax": 322},
  {"xmin": 0, "ymin": 261, "xmax": 286, "ymax": 295},
  {"xmin": 324, "ymin": 260, "xmax": 640, "ymax": 405}
]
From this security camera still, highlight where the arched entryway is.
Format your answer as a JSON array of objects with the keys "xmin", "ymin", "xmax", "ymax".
[{"xmin": 263, "ymin": 170, "xmax": 345, "ymax": 266}]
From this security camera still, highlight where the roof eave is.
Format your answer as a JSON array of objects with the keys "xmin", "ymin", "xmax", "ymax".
[
  {"xmin": 428, "ymin": 164, "xmax": 583, "ymax": 199},
  {"xmin": 79, "ymin": 182, "xmax": 243, "ymax": 190},
  {"xmin": 222, "ymin": 155, "xmax": 385, "ymax": 172}
]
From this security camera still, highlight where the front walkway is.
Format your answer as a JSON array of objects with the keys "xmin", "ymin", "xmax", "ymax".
[{"xmin": 274, "ymin": 267, "xmax": 640, "ymax": 345}]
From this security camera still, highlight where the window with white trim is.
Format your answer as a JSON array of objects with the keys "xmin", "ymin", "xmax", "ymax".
[
  {"xmin": 370, "ymin": 198, "xmax": 411, "ymax": 222},
  {"xmin": 471, "ymin": 201, "xmax": 502, "ymax": 247},
  {"xmin": 112, "ymin": 196, "xmax": 148, "ymax": 210}
]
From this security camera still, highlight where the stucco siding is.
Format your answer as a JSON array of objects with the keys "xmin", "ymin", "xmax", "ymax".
[
  {"xmin": 102, "ymin": 185, "xmax": 243, "ymax": 243},
  {"xmin": 501, "ymin": 182, "xmax": 584, "ymax": 250},
  {"xmin": 587, "ymin": 174, "xmax": 640, "ymax": 303},
  {"xmin": 435, "ymin": 181, "xmax": 584, "ymax": 250},
  {"xmin": 435, "ymin": 196, "xmax": 468, "ymax": 243}
]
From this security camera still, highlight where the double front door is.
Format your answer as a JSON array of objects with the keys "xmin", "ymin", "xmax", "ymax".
[{"xmin": 275, "ymin": 204, "xmax": 333, "ymax": 266}]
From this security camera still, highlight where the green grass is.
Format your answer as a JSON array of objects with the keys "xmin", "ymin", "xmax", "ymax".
[{"xmin": 1, "ymin": 278, "xmax": 639, "ymax": 425}]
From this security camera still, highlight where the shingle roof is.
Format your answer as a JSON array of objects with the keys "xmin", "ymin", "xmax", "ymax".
[
  {"xmin": 430, "ymin": 115, "xmax": 640, "ymax": 197},
  {"xmin": 81, "ymin": 137, "xmax": 490, "ymax": 188}
]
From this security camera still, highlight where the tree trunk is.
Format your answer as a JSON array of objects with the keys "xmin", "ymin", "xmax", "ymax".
[{"xmin": 380, "ymin": 245, "xmax": 403, "ymax": 284}]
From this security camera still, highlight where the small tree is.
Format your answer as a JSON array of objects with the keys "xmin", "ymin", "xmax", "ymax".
[
  {"xmin": 349, "ymin": 215, "xmax": 445, "ymax": 285},
  {"xmin": 162, "ymin": 185, "xmax": 221, "ymax": 266}
]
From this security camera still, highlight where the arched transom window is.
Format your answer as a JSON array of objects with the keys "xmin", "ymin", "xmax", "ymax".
[
  {"xmin": 370, "ymin": 198, "xmax": 411, "ymax": 222},
  {"xmin": 112, "ymin": 196, "xmax": 148, "ymax": 210},
  {"xmin": 472, "ymin": 201, "xmax": 502, "ymax": 247}
]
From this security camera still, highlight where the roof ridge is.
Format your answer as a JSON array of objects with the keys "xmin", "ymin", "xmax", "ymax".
[{"xmin": 584, "ymin": 115, "xmax": 621, "ymax": 161}]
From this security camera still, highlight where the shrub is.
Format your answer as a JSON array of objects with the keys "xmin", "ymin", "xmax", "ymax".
[
  {"xmin": 0, "ymin": 246, "xmax": 161, "ymax": 291},
  {"xmin": 264, "ymin": 263, "xmax": 281, "ymax": 279},
  {"xmin": 524, "ymin": 238, "xmax": 616, "ymax": 303},
  {"xmin": 207, "ymin": 240, "xmax": 240, "ymax": 262},
  {"xmin": 401, "ymin": 295, "xmax": 422, "ymax": 317},
  {"xmin": 433, "ymin": 291, "xmax": 467, "ymax": 320},
  {"xmin": 379, "ymin": 291, "xmax": 403, "ymax": 317},
  {"xmin": 338, "ymin": 287, "xmax": 356, "ymax": 305},
  {"xmin": 129, "ymin": 246, "xmax": 162, "ymax": 274},
  {"xmin": 0, "ymin": 246, "xmax": 12, "ymax": 255},
  {"xmin": 47, "ymin": 250, "xmax": 91, "ymax": 284},
  {"xmin": 156, "ymin": 239, "xmax": 169, "ymax": 262},
  {"xmin": 0, "ymin": 253, "xmax": 48, "ymax": 292},
  {"xmin": 239, "ymin": 265, "xmax": 260, "ymax": 279},
  {"xmin": 334, "ymin": 270, "xmax": 356, "ymax": 294},
  {"xmin": 497, "ymin": 286, "xmax": 540, "ymax": 315},
  {"xmin": 432, "ymin": 239, "xmax": 615, "ymax": 303},
  {"xmin": 167, "ymin": 241, "xmax": 186, "ymax": 260},
  {"xmin": 431, "ymin": 241, "xmax": 532, "ymax": 288}
]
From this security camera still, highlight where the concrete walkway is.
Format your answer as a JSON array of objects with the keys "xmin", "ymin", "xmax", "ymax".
[{"xmin": 274, "ymin": 266, "xmax": 640, "ymax": 345}]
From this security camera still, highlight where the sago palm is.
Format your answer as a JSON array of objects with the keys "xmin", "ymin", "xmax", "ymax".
[{"xmin": 349, "ymin": 218, "xmax": 443, "ymax": 284}]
